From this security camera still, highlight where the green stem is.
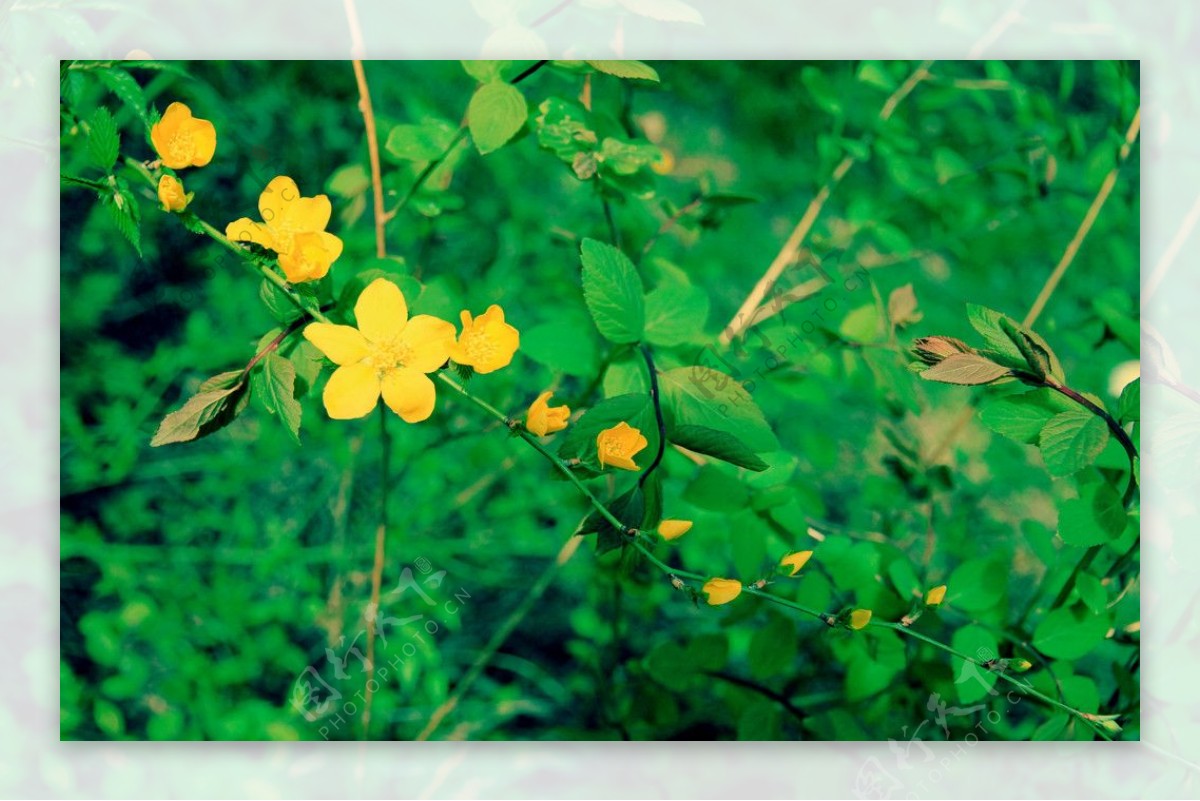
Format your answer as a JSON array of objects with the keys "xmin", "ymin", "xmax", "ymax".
[{"xmin": 875, "ymin": 621, "xmax": 1113, "ymax": 740}]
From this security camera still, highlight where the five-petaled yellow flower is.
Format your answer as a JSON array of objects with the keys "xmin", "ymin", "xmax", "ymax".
[
  {"xmin": 226, "ymin": 175, "xmax": 344, "ymax": 283},
  {"xmin": 849, "ymin": 609, "xmax": 872, "ymax": 630},
  {"xmin": 157, "ymin": 175, "xmax": 190, "ymax": 212},
  {"xmin": 449, "ymin": 306, "xmax": 520, "ymax": 374},
  {"xmin": 596, "ymin": 422, "xmax": 648, "ymax": 471},
  {"xmin": 150, "ymin": 102, "xmax": 217, "ymax": 170},
  {"xmin": 703, "ymin": 578, "xmax": 742, "ymax": 606},
  {"xmin": 924, "ymin": 584, "xmax": 947, "ymax": 607},
  {"xmin": 525, "ymin": 391, "xmax": 570, "ymax": 437},
  {"xmin": 658, "ymin": 519, "xmax": 692, "ymax": 541},
  {"xmin": 303, "ymin": 278, "xmax": 455, "ymax": 422},
  {"xmin": 779, "ymin": 550, "xmax": 813, "ymax": 577}
]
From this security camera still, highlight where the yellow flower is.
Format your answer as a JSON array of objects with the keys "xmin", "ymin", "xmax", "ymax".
[
  {"xmin": 150, "ymin": 102, "xmax": 217, "ymax": 169},
  {"xmin": 596, "ymin": 422, "xmax": 648, "ymax": 471},
  {"xmin": 449, "ymin": 305, "xmax": 519, "ymax": 374},
  {"xmin": 157, "ymin": 174, "xmax": 190, "ymax": 212},
  {"xmin": 303, "ymin": 278, "xmax": 456, "ymax": 422},
  {"xmin": 226, "ymin": 176, "xmax": 344, "ymax": 283},
  {"xmin": 924, "ymin": 584, "xmax": 947, "ymax": 607},
  {"xmin": 525, "ymin": 391, "xmax": 570, "ymax": 437},
  {"xmin": 703, "ymin": 578, "xmax": 742, "ymax": 606},
  {"xmin": 779, "ymin": 550, "xmax": 813, "ymax": 577},
  {"xmin": 658, "ymin": 519, "xmax": 693, "ymax": 541},
  {"xmin": 849, "ymin": 609, "xmax": 872, "ymax": 630}
]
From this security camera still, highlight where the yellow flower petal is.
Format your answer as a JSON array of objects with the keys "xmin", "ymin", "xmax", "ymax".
[
  {"xmin": 259, "ymin": 176, "xmax": 300, "ymax": 226},
  {"xmin": 290, "ymin": 195, "xmax": 333, "ymax": 233},
  {"xmin": 924, "ymin": 585, "xmax": 947, "ymax": 607},
  {"xmin": 355, "ymin": 278, "xmax": 408, "ymax": 343},
  {"xmin": 322, "ymin": 362, "xmax": 381, "ymax": 419},
  {"xmin": 399, "ymin": 315, "xmax": 456, "ymax": 373},
  {"xmin": 279, "ymin": 231, "xmax": 338, "ymax": 283},
  {"xmin": 703, "ymin": 578, "xmax": 742, "ymax": 606},
  {"xmin": 658, "ymin": 519, "xmax": 693, "ymax": 541},
  {"xmin": 185, "ymin": 117, "xmax": 217, "ymax": 167},
  {"xmin": 779, "ymin": 550, "xmax": 813, "ymax": 577},
  {"xmin": 303, "ymin": 323, "xmax": 370, "ymax": 365},
  {"xmin": 849, "ymin": 609, "xmax": 872, "ymax": 630},
  {"xmin": 320, "ymin": 231, "xmax": 344, "ymax": 262},
  {"xmin": 381, "ymin": 367, "xmax": 436, "ymax": 423},
  {"xmin": 226, "ymin": 217, "xmax": 275, "ymax": 250},
  {"xmin": 149, "ymin": 102, "xmax": 185, "ymax": 161}
]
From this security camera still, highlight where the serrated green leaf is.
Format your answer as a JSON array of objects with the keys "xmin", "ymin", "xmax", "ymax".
[
  {"xmin": 384, "ymin": 120, "xmax": 458, "ymax": 162},
  {"xmin": 643, "ymin": 281, "xmax": 708, "ymax": 346},
  {"xmin": 1057, "ymin": 481, "xmax": 1126, "ymax": 547},
  {"xmin": 461, "ymin": 60, "xmax": 511, "ymax": 83},
  {"xmin": 96, "ymin": 68, "xmax": 148, "ymax": 130},
  {"xmin": 468, "ymin": 81, "xmax": 527, "ymax": 155},
  {"xmin": 668, "ymin": 424, "xmax": 768, "ymax": 471},
  {"xmin": 1033, "ymin": 606, "xmax": 1110, "ymax": 660},
  {"xmin": 598, "ymin": 137, "xmax": 661, "ymax": 175},
  {"xmin": 1118, "ymin": 378, "xmax": 1139, "ymax": 424},
  {"xmin": 919, "ymin": 352, "xmax": 1011, "ymax": 385},
  {"xmin": 150, "ymin": 378, "xmax": 247, "ymax": 447},
  {"xmin": 259, "ymin": 279, "xmax": 302, "ymax": 324},
  {"xmin": 1039, "ymin": 410, "xmax": 1109, "ymax": 476},
  {"xmin": 102, "ymin": 189, "xmax": 141, "ymax": 257},
  {"xmin": 659, "ymin": 366, "xmax": 777, "ymax": 452},
  {"xmin": 586, "ymin": 60, "xmax": 660, "ymax": 82},
  {"xmin": 252, "ymin": 352, "xmax": 302, "ymax": 443},
  {"xmin": 967, "ymin": 304, "xmax": 1026, "ymax": 366},
  {"xmin": 580, "ymin": 238, "xmax": 646, "ymax": 344},
  {"xmin": 980, "ymin": 389, "xmax": 1071, "ymax": 444},
  {"xmin": 88, "ymin": 106, "xmax": 119, "ymax": 173},
  {"xmin": 535, "ymin": 97, "xmax": 596, "ymax": 161}
]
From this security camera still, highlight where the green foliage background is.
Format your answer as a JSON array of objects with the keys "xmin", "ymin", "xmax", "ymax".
[{"xmin": 60, "ymin": 60, "xmax": 1140, "ymax": 741}]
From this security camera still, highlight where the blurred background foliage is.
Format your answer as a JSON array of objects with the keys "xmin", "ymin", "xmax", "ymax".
[{"xmin": 61, "ymin": 60, "xmax": 1139, "ymax": 740}]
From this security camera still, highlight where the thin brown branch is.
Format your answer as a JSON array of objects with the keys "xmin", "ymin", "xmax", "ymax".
[
  {"xmin": 352, "ymin": 59, "xmax": 388, "ymax": 258},
  {"xmin": 720, "ymin": 60, "xmax": 933, "ymax": 346},
  {"xmin": 1023, "ymin": 107, "xmax": 1140, "ymax": 328}
]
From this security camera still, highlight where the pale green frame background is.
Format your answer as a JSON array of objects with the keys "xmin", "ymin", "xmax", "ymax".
[{"xmin": 13, "ymin": 0, "xmax": 1198, "ymax": 797}]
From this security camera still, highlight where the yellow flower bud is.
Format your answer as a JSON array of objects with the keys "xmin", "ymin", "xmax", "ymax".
[
  {"xmin": 702, "ymin": 578, "xmax": 742, "ymax": 606},
  {"xmin": 525, "ymin": 391, "xmax": 570, "ymax": 437},
  {"xmin": 779, "ymin": 550, "xmax": 813, "ymax": 577},
  {"xmin": 924, "ymin": 584, "xmax": 947, "ymax": 607},
  {"xmin": 849, "ymin": 609, "xmax": 872, "ymax": 630},
  {"xmin": 657, "ymin": 519, "xmax": 693, "ymax": 541},
  {"xmin": 157, "ymin": 174, "xmax": 189, "ymax": 212},
  {"xmin": 1009, "ymin": 658, "xmax": 1032, "ymax": 673}
]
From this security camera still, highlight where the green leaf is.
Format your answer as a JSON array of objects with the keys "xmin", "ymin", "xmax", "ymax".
[
  {"xmin": 252, "ymin": 352, "xmax": 302, "ymax": 443},
  {"xmin": 150, "ymin": 376, "xmax": 248, "ymax": 447},
  {"xmin": 1033, "ymin": 606, "xmax": 1110, "ymax": 660},
  {"xmin": 586, "ymin": 60, "xmax": 660, "ymax": 82},
  {"xmin": 1092, "ymin": 289, "xmax": 1139, "ymax": 353},
  {"xmin": 598, "ymin": 137, "xmax": 661, "ymax": 175},
  {"xmin": 967, "ymin": 304, "xmax": 1065, "ymax": 381},
  {"xmin": 579, "ymin": 485, "xmax": 644, "ymax": 554},
  {"xmin": 683, "ymin": 465, "xmax": 750, "ymax": 513},
  {"xmin": 467, "ymin": 81, "xmax": 527, "ymax": 155},
  {"xmin": 102, "ymin": 187, "xmax": 142, "ymax": 257},
  {"xmin": 967, "ymin": 304, "xmax": 1026, "ymax": 366},
  {"xmin": 259, "ymin": 279, "xmax": 302, "ymax": 324},
  {"xmin": 326, "ymin": 163, "xmax": 371, "ymax": 197},
  {"xmin": 946, "ymin": 559, "xmax": 1005, "ymax": 612},
  {"xmin": 579, "ymin": 238, "xmax": 646, "ymax": 344},
  {"xmin": 87, "ymin": 106, "xmax": 119, "ymax": 173},
  {"xmin": 668, "ymin": 424, "xmax": 768, "ymax": 471},
  {"xmin": 886, "ymin": 559, "xmax": 921, "ymax": 601},
  {"xmin": 643, "ymin": 281, "xmax": 708, "ymax": 346},
  {"xmin": 1075, "ymin": 572, "xmax": 1107, "ymax": 614},
  {"xmin": 384, "ymin": 120, "xmax": 458, "ymax": 162},
  {"xmin": 1039, "ymin": 410, "xmax": 1109, "ymax": 476},
  {"xmin": 747, "ymin": 612, "xmax": 797, "ymax": 680},
  {"xmin": 801, "ymin": 65, "xmax": 842, "ymax": 117},
  {"xmin": 951, "ymin": 625, "xmax": 999, "ymax": 703},
  {"xmin": 461, "ymin": 60, "xmax": 511, "ymax": 82},
  {"xmin": 919, "ymin": 352, "xmax": 1011, "ymax": 385},
  {"xmin": 979, "ymin": 389, "xmax": 1070, "ymax": 444},
  {"xmin": 659, "ymin": 366, "xmax": 777, "ymax": 452},
  {"xmin": 535, "ymin": 97, "xmax": 597, "ymax": 162},
  {"xmin": 1118, "ymin": 378, "xmax": 1139, "ymax": 424},
  {"xmin": 839, "ymin": 304, "xmax": 883, "ymax": 343},
  {"xmin": 522, "ymin": 318, "xmax": 600, "ymax": 377},
  {"xmin": 1057, "ymin": 481, "xmax": 1126, "ymax": 547},
  {"xmin": 96, "ymin": 68, "xmax": 149, "ymax": 130}
]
